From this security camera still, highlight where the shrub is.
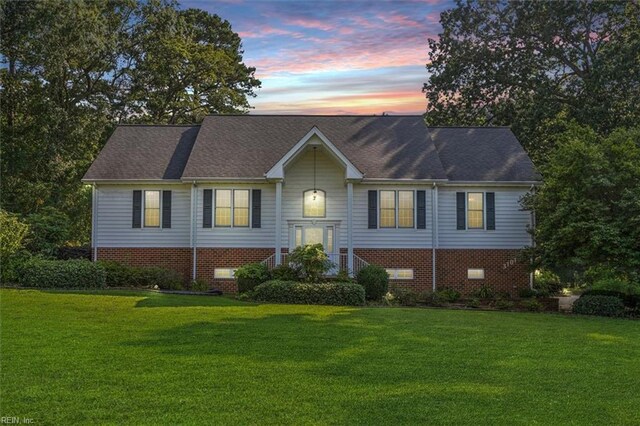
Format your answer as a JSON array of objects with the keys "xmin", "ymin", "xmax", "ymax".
[
  {"xmin": 466, "ymin": 298, "xmax": 481, "ymax": 308},
  {"xmin": 191, "ymin": 278, "xmax": 210, "ymax": 292},
  {"xmin": 356, "ymin": 264, "xmax": 389, "ymax": 301},
  {"xmin": 519, "ymin": 288, "xmax": 538, "ymax": 298},
  {"xmin": 582, "ymin": 289, "xmax": 640, "ymax": 310},
  {"xmin": 25, "ymin": 206, "xmax": 71, "ymax": 256},
  {"xmin": 423, "ymin": 291, "xmax": 444, "ymax": 306},
  {"xmin": 271, "ymin": 264, "xmax": 301, "ymax": 281},
  {"xmin": 590, "ymin": 277, "xmax": 639, "ymax": 296},
  {"xmin": 522, "ymin": 298, "xmax": 543, "ymax": 312},
  {"xmin": 98, "ymin": 261, "xmax": 183, "ymax": 290},
  {"xmin": 534, "ymin": 269, "xmax": 563, "ymax": 296},
  {"xmin": 437, "ymin": 287, "xmax": 461, "ymax": 303},
  {"xmin": 494, "ymin": 299, "xmax": 514, "ymax": 310},
  {"xmin": 252, "ymin": 280, "xmax": 365, "ymax": 306},
  {"xmin": 234, "ymin": 262, "xmax": 271, "ymax": 293},
  {"xmin": 0, "ymin": 210, "xmax": 30, "ymax": 283},
  {"xmin": 18, "ymin": 258, "xmax": 106, "ymax": 289},
  {"xmin": 287, "ymin": 244, "xmax": 334, "ymax": 283},
  {"xmin": 573, "ymin": 295, "xmax": 625, "ymax": 317},
  {"xmin": 392, "ymin": 288, "xmax": 419, "ymax": 306},
  {"xmin": 335, "ymin": 269, "xmax": 354, "ymax": 283},
  {"xmin": 471, "ymin": 285, "xmax": 495, "ymax": 300}
]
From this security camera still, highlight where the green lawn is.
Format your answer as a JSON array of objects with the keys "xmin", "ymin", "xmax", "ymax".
[{"xmin": 1, "ymin": 289, "xmax": 639, "ymax": 425}]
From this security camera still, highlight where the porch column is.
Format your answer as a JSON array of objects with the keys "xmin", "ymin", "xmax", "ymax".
[
  {"xmin": 347, "ymin": 182, "xmax": 354, "ymax": 274},
  {"xmin": 275, "ymin": 180, "xmax": 283, "ymax": 265}
]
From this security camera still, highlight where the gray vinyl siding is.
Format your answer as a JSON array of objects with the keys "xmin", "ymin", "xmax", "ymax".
[
  {"xmin": 352, "ymin": 185, "xmax": 434, "ymax": 248},
  {"xmin": 195, "ymin": 183, "xmax": 276, "ymax": 248},
  {"xmin": 437, "ymin": 186, "xmax": 531, "ymax": 248},
  {"xmin": 281, "ymin": 148, "xmax": 347, "ymax": 248},
  {"xmin": 95, "ymin": 184, "xmax": 191, "ymax": 247}
]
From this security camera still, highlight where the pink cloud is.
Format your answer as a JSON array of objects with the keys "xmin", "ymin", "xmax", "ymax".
[{"xmin": 284, "ymin": 17, "xmax": 335, "ymax": 31}]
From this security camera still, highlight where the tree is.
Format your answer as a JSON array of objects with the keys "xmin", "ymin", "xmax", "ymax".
[
  {"xmin": 423, "ymin": 0, "xmax": 640, "ymax": 164},
  {"xmin": 0, "ymin": 0, "xmax": 260, "ymax": 246},
  {"xmin": 523, "ymin": 125, "xmax": 640, "ymax": 274}
]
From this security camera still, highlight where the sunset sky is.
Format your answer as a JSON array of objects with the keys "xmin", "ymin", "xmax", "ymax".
[{"xmin": 182, "ymin": 0, "xmax": 454, "ymax": 115}]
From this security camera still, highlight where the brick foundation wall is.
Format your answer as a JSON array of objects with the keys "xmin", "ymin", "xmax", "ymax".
[
  {"xmin": 196, "ymin": 248, "xmax": 275, "ymax": 292},
  {"xmin": 436, "ymin": 249, "xmax": 529, "ymax": 296},
  {"xmin": 354, "ymin": 248, "xmax": 434, "ymax": 292},
  {"xmin": 96, "ymin": 247, "xmax": 192, "ymax": 282}
]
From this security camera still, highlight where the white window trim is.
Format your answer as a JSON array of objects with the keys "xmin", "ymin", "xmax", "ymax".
[
  {"xmin": 467, "ymin": 268, "xmax": 485, "ymax": 280},
  {"xmin": 214, "ymin": 268, "xmax": 237, "ymax": 279},
  {"xmin": 466, "ymin": 191, "xmax": 486, "ymax": 230},
  {"xmin": 386, "ymin": 268, "xmax": 414, "ymax": 280},
  {"xmin": 379, "ymin": 190, "xmax": 416, "ymax": 229},
  {"xmin": 143, "ymin": 189, "xmax": 162, "ymax": 229},
  {"xmin": 212, "ymin": 188, "xmax": 252, "ymax": 228}
]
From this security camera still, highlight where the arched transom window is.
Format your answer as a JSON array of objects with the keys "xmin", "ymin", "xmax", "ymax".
[{"xmin": 303, "ymin": 189, "xmax": 326, "ymax": 217}]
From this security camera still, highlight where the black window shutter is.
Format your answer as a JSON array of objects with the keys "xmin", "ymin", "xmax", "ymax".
[
  {"xmin": 203, "ymin": 189, "xmax": 212, "ymax": 228},
  {"xmin": 132, "ymin": 190, "xmax": 142, "ymax": 228},
  {"xmin": 456, "ymin": 192, "xmax": 466, "ymax": 230},
  {"xmin": 416, "ymin": 190, "xmax": 426, "ymax": 229},
  {"xmin": 486, "ymin": 192, "xmax": 495, "ymax": 230},
  {"xmin": 162, "ymin": 190, "xmax": 172, "ymax": 228},
  {"xmin": 252, "ymin": 189, "xmax": 261, "ymax": 228},
  {"xmin": 368, "ymin": 190, "xmax": 378, "ymax": 229}
]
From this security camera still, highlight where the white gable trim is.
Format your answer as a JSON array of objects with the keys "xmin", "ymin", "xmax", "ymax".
[{"xmin": 265, "ymin": 127, "xmax": 364, "ymax": 180}]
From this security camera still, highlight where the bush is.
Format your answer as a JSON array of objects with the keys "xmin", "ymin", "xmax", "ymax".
[
  {"xmin": 191, "ymin": 278, "xmax": 210, "ymax": 292},
  {"xmin": 582, "ymin": 289, "xmax": 640, "ymax": 310},
  {"xmin": 534, "ymin": 269, "xmax": 563, "ymax": 296},
  {"xmin": 522, "ymin": 298, "xmax": 543, "ymax": 312},
  {"xmin": 466, "ymin": 298, "xmax": 481, "ymax": 308},
  {"xmin": 392, "ymin": 288, "xmax": 419, "ymax": 306},
  {"xmin": 518, "ymin": 288, "xmax": 538, "ymax": 298},
  {"xmin": 18, "ymin": 258, "xmax": 106, "ymax": 289},
  {"xmin": 98, "ymin": 261, "xmax": 183, "ymax": 290},
  {"xmin": 471, "ymin": 285, "xmax": 495, "ymax": 300},
  {"xmin": 25, "ymin": 206, "xmax": 71, "ymax": 256},
  {"xmin": 422, "ymin": 291, "xmax": 444, "ymax": 307},
  {"xmin": 271, "ymin": 264, "xmax": 301, "ymax": 281},
  {"xmin": 0, "ymin": 210, "xmax": 30, "ymax": 283},
  {"xmin": 573, "ymin": 295, "xmax": 625, "ymax": 317},
  {"xmin": 437, "ymin": 287, "xmax": 461, "ymax": 303},
  {"xmin": 494, "ymin": 299, "xmax": 514, "ymax": 310},
  {"xmin": 335, "ymin": 269, "xmax": 354, "ymax": 283},
  {"xmin": 590, "ymin": 277, "xmax": 639, "ymax": 296},
  {"xmin": 288, "ymin": 244, "xmax": 334, "ymax": 283},
  {"xmin": 252, "ymin": 280, "xmax": 365, "ymax": 306},
  {"xmin": 356, "ymin": 264, "xmax": 389, "ymax": 301},
  {"xmin": 234, "ymin": 262, "xmax": 271, "ymax": 293}
]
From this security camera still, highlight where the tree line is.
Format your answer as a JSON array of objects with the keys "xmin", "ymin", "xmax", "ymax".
[
  {"xmin": 1, "ymin": 0, "xmax": 260, "ymax": 246},
  {"xmin": 424, "ymin": 0, "xmax": 640, "ymax": 281}
]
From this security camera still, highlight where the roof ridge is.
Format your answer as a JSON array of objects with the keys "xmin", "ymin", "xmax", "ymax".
[
  {"xmin": 427, "ymin": 125, "xmax": 511, "ymax": 128},
  {"xmin": 117, "ymin": 124, "xmax": 201, "ymax": 127},
  {"xmin": 207, "ymin": 114, "xmax": 425, "ymax": 118}
]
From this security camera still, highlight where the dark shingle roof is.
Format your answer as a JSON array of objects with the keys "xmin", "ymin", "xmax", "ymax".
[
  {"xmin": 83, "ymin": 116, "xmax": 539, "ymax": 182},
  {"xmin": 428, "ymin": 127, "xmax": 540, "ymax": 181},
  {"xmin": 83, "ymin": 125, "xmax": 199, "ymax": 180},
  {"xmin": 182, "ymin": 115, "xmax": 448, "ymax": 180}
]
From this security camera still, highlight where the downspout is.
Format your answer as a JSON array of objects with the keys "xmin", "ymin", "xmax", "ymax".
[
  {"xmin": 529, "ymin": 184, "xmax": 536, "ymax": 289},
  {"xmin": 191, "ymin": 182, "xmax": 198, "ymax": 281},
  {"xmin": 92, "ymin": 183, "xmax": 98, "ymax": 262},
  {"xmin": 432, "ymin": 182, "xmax": 438, "ymax": 292}
]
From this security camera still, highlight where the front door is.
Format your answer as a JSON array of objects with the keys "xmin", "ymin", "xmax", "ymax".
[{"xmin": 291, "ymin": 224, "xmax": 339, "ymax": 274}]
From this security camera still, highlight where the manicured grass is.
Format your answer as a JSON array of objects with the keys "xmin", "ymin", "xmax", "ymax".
[{"xmin": 1, "ymin": 289, "xmax": 639, "ymax": 425}]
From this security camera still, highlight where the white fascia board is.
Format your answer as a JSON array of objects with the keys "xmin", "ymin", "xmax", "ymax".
[
  {"xmin": 265, "ymin": 126, "xmax": 364, "ymax": 180},
  {"xmin": 81, "ymin": 179, "xmax": 185, "ymax": 185}
]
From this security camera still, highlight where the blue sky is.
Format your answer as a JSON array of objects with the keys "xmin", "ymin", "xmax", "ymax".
[{"xmin": 181, "ymin": 0, "xmax": 454, "ymax": 114}]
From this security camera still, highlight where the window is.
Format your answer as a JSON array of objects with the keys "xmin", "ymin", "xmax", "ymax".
[
  {"xmin": 398, "ymin": 191, "xmax": 414, "ymax": 228},
  {"xmin": 303, "ymin": 189, "xmax": 325, "ymax": 217},
  {"xmin": 233, "ymin": 190, "xmax": 249, "ymax": 227},
  {"xmin": 467, "ymin": 268, "xmax": 485, "ymax": 279},
  {"xmin": 144, "ymin": 190, "xmax": 160, "ymax": 227},
  {"xmin": 215, "ymin": 190, "xmax": 232, "ymax": 227},
  {"xmin": 380, "ymin": 190, "xmax": 396, "ymax": 228},
  {"xmin": 380, "ymin": 190, "xmax": 414, "ymax": 228},
  {"xmin": 386, "ymin": 268, "xmax": 414, "ymax": 280},
  {"xmin": 214, "ymin": 268, "xmax": 236, "ymax": 279},
  {"xmin": 467, "ymin": 192, "xmax": 484, "ymax": 229}
]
